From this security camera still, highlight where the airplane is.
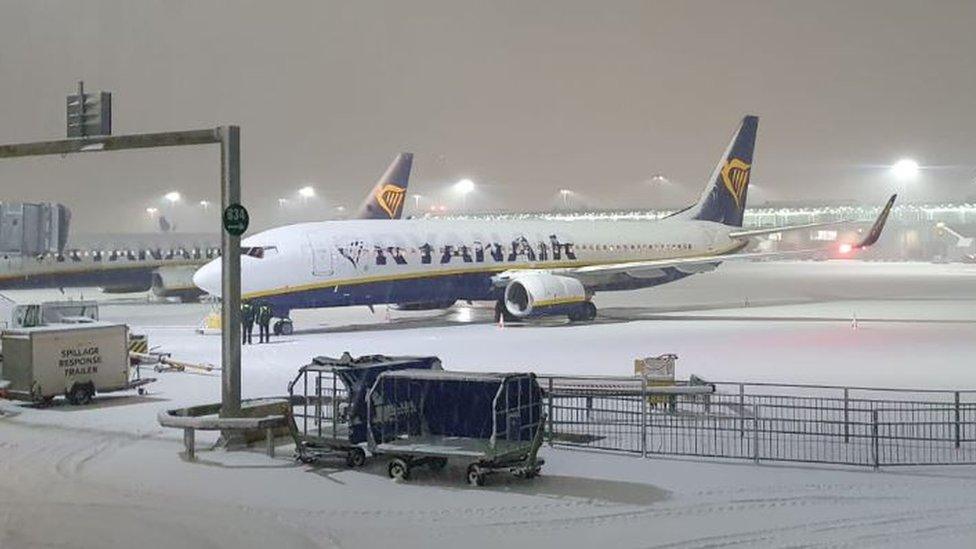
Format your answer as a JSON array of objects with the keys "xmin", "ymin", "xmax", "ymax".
[
  {"xmin": 0, "ymin": 153, "xmax": 413, "ymax": 299},
  {"xmin": 192, "ymin": 115, "xmax": 897, "ymax": 334}
]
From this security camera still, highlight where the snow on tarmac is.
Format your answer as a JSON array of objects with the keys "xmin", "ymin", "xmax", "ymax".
[{"xmin": 2, "ymin": 260, "xmax": 976, "ymax": 548}]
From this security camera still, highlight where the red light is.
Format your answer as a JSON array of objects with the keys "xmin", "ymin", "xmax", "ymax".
[{"xmin": 838, "ymin": 243, "xmax": 853, "ymax": 254}]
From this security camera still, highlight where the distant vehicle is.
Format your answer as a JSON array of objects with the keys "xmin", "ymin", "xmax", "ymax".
[
  {"xmin": 0, "ymin": 299, "xmax": 98, "ymax": 330},
  {"xmin": 0, "ymin": 153, "xmax": 413, "ymax": 300},
  {"xmin": 933, "ymin": 222, "xmax": 976, "ymax": 263},
  {"xmin": 193, "ymin": 116, "xmax": 896, "ymax": 331}
]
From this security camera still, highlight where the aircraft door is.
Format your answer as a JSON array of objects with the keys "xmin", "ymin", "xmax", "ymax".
[{"xmin": 307, "ymin": 231, "xmax": 334, "ymax": 277}]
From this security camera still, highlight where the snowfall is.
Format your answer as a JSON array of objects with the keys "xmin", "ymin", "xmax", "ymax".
[{"xmin": 2, "ymin": 260, "xmax": 976, "ymax": 548}]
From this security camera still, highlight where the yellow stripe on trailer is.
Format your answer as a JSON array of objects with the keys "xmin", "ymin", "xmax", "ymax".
[{"xmin": 128, "ymin": 334, "xmax": 149, "ymax": 354}]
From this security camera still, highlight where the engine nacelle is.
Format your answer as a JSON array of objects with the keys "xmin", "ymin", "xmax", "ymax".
[
  {"xmin": 504, "ymin": 273, "xmax": 587, "ymax": 318},
  {"xmin": 151, "ymin": 265, "xmax": 204, "ymax": 302}
]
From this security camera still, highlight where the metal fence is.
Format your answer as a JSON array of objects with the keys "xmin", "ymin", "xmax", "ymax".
[{"xmin": 540, "ymin": 376, "xmax": 976, "ymax": 468}]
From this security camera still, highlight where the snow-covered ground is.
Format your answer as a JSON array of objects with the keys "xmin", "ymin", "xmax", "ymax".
[{"xmin": 2, "ymin": 260, "xmax": 976, "ymax": 548}]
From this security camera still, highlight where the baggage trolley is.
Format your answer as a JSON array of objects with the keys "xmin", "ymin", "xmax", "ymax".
[
  {"xmin": 366, "ymin": 370, "xmax": 546, "ymax": 486},
  {"xmin": 288, "ymin": 353, "xmax": 441, "ymax": 467}
]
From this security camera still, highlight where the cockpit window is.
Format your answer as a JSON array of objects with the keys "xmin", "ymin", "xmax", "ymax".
[{"xmin": 242, "ymin": 246, "xmax": 278, "ymax": 259}]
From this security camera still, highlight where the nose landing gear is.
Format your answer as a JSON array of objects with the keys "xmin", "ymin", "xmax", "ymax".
[{"xmin": 273, "ymin": 318, "xmax": 294, "ymax": 335}]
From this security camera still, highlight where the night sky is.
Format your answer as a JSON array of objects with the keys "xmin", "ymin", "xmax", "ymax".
[{"xmin": 2, "ymin": 0, "xmax": 974, "ymax": 233}]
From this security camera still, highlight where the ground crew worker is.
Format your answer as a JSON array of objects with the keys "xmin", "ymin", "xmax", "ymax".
[
  {"xmin": 257, "ymin": 301, "xmax": 274, "ymax": 343},
  {"xmin": 241, "ymin": 302, "xmax": 255, "ymax": 345}
]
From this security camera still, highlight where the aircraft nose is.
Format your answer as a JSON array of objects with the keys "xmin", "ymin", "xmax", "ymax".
[{"xmin": 193, "ymin": 260, "xmax": 222, "ymax": 297}]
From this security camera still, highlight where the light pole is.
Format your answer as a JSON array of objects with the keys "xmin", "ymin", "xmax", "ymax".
[
  {"xmin": 891, "ymin": 158, "xmax": 920, "ymax": 182},
  {"xmin": 455, "ymin": 179, "xmax": 474, "ymax": 210},
  {"xmin": 163, "ymin": 191, "xmax": 181, "ymax": 229},
  {"xmin": 559, "ymin": 189, "xmax": 572, "ymax": 209}
]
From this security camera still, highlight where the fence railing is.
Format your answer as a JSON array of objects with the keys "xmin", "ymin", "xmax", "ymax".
[{"xmin": 539, "ymin": 376, "xmax": 976, "ymax": 468}]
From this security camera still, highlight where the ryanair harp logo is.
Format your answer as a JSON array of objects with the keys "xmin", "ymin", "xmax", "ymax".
[
  {"xmin": 375, "ymin": 184, "xmax": 406, "ymax": 218},
  {"xmin": 720, "ymin": 158, "xmax": 751, "ymax": 210}
]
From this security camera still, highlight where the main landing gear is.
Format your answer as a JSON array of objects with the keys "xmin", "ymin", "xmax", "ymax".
[
  {"xmin": 494, "ymin": 300, "xmax": 518, "ymax": 323},
  {"xmin": 272, "ymin": 318, "xmax": 294, "ymax": 335},
  {"xmin": 567, "ymin": 301, "xmax": 597, "ymax": 322}
]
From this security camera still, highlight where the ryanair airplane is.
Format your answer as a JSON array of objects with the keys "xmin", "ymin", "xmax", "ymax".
[{"xmin": 193, "ymin": 116, "xmax": 896, "ymax": 334}]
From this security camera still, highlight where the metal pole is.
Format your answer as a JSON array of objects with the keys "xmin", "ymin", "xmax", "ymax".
[
  {"xmin": 844, "ymin": 387, "xmax": 850, "ymax": 444},
  {"xmin": 184, "ymin": 428, "xmax": 195, "ymax": 460},
  {"xmin": 547, "ymin": 377, "xmax": 554, "ymax": 447},
  {"xmin": 641, "ymin": 376, "xmax": 648, "ymax": 458},
  {"xmin": 872, "ymin": 409, "xmax": 879, "ymax": 470},
  {"xmin": 955, "ymin": 391, "xmax": 961, "ymax": 449},
  {"xmin": 739, "ymin": 383, "xmax": 744, "ymax": 438},
  {"xmin": 219, "ymin": 125, "xmax": 242, "ymax": 419},
  {"xmin": 752, "ymin": 409, "xmax": 760, "ymax": 464},
  {"xmin": 77, "ymin": 81, "xmax": 86, "ymax": 138}
]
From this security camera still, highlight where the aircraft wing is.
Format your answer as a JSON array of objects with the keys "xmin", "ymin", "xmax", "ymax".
[
  {"xmin": 727, "ymin": 195, "xmax": 897, "ymax": 240},
  {"xmin": 556, "ymin": 248, "xmax": 819, "ymax": 283},
  {"xmin": 493, "ymin": 194, "xmax": 897, "ymax": 287},
  {"xmin": 728, "ymin": 220, "xmax": 851, "ymax": 239}
]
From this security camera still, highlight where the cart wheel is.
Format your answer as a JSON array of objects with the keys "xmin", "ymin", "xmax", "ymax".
[
  {"xmin": 428, "ymin": 457, "xmax": 448, "ymax": 472},
  {"xmin": 466, "ymin": 464, "xmax": 486, "ymax": 487},
  {"xmin": 388, "ymin": 458, "xmax": 411, "ymax": 481},
  {"xmin": 346, "ymin": 448, "xmax": 367, "ymax": 467},
  {"xmin": 67, "ymin": 383, "xmax": 94, "ymax": 406},
  {"xmin": 137, "ymin": 388, "xmax": 146, "ymax": 396}
]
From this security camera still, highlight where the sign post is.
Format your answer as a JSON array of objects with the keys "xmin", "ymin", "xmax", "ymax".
[
  {"xmin": 219, "ymin": 126, "xmax": 243, "ymax": 422},
  {"xmin": 0, "ymin": 86, "xmax": 243, "ymax": 424}
]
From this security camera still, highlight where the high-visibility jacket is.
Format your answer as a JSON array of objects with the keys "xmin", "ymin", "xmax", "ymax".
[
  {"xmin": 257, "ymin": 304, "xmax": 273, "ymax": 324},
  {"xmin": 242, "ymin": 303, "xmax": 256, "ymax": 323}
]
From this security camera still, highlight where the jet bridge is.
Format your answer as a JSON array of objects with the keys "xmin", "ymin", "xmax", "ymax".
[{"xmin": 0, "ymin": 202, "xmax": 70, "ymax": 257}]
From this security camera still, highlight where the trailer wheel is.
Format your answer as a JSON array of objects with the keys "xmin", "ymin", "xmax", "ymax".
[
  {"xmin": 428, "ymin": 457, "xmax": 448, "ymax": 472},
  {"xmin": 67, "ymin": 383, "xmax": 94, "ymax": 406},
  {"xmin": 466, "ymin": 464, "xmax": 486, "ymax": 487},
  {"xmin": 388, "ymin": 458, "xmax": 411, "ymax": 481},
  {"xmin": 346, "ymin": 448, "xmax": 367, "ymax": 467}
]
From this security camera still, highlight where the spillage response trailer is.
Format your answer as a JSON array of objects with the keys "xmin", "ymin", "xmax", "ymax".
[
  {"xmin": 0, "ymin": 322, "xmax": 153, "ymax": 404},
  {"xmin": 366, "ymin": 370, "xmax": 546, "ymax": 486}
]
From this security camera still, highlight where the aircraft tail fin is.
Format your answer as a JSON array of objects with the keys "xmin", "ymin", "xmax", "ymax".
[
  {"xmin": 680, "ymin": 115, "xmax": 758, "ymax": 227},
  {"xmin": 355, "ymin": 152, "xmax": 413, "ymax": 220}
]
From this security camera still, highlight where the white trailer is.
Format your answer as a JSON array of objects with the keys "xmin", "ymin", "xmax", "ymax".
[{"xmin": 0, "ymin": 322, "xmax": 153, "ymax": 405}]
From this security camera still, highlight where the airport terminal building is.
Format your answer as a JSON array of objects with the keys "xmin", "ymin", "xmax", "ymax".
[{"xmin": 453, "ymin": 201, "xmax": 976, "ymax": 262}]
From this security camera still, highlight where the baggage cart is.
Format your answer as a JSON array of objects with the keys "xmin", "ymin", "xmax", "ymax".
[
  {"xmin": 366, "ymin": 370, "xmax": 546, "ymax": 486},
  {"xmin": 287, "ymin": 353, "xmax": 441, "ymax": 466}
]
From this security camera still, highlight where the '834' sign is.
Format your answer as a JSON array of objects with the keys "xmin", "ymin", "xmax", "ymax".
[{"xmin": 222, "ymin": 204, "xmax": 249, "ymax": 236}]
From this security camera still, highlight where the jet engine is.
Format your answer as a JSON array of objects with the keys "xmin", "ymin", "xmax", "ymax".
[
  {"xmin": 503, "ymin": 273, "xmax": 588, "ymax": 318},
  {"xmin": 150, "ymin": 265, "xmax": 204, "ymax": 302}
]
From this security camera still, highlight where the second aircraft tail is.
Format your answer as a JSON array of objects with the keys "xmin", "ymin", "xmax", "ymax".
[{"xmin": 355, "ymin": 152, "xmax": 413, "ymax": 220}]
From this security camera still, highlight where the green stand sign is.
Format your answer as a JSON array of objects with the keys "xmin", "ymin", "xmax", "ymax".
[{"xmin": 222, "ymin": 204, "xmax": 249, "ymax": 236}]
